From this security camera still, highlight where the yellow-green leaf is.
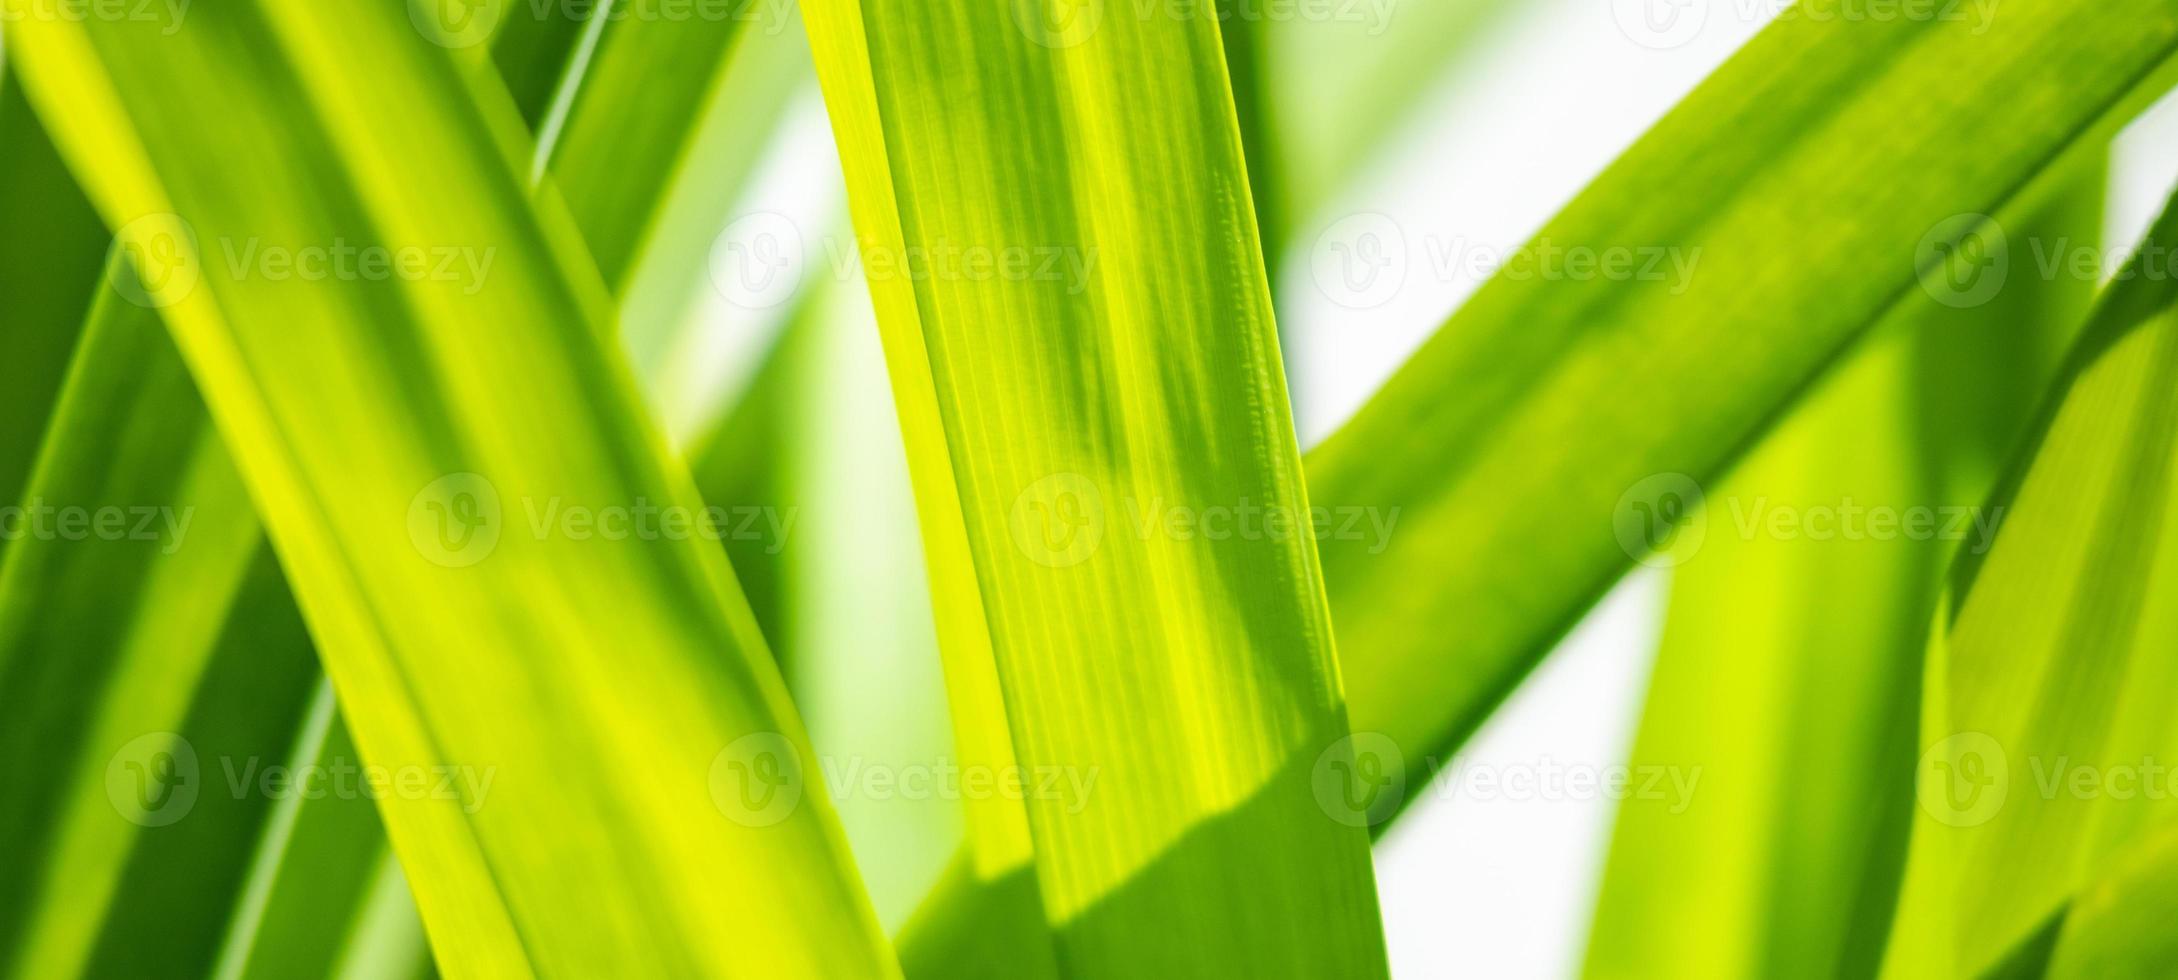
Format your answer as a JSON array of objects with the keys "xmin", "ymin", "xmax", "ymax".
[
  {"xmin": 2, "ymin": 3, "xmax": 891, "ymax": 975},
  {"xmin": 801, "ymin": 0, "xmax": 1387, "ymax": 973}
]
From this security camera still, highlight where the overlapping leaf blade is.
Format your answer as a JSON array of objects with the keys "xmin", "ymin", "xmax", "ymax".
[
  {"xmin": 2, "ymin": 3, "xmax": 891, "ymax": 975},
  {"xmin": 1302, "ymin": 2, "xmax": 2178, "ymax": 816},
  {"xmin": 1584, "ymin": 167, "xmax": 2103, "ymax": 980},
  {"xmin": 1883, "ymin": 189, "xmax": 2178, "ymax": 980},
  {"xmin": 800, "ymin": 0, "xmax": 1387, "ymax": 974}
]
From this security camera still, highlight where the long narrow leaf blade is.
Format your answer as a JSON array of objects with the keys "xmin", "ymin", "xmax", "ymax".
[
  {"xmin": 1883, "ymin": 188, "xmax": 2178, "ymax": 980},
  {"xmin": 1302, "ymin": 2, "xmax": 2178, "ymax": 815},
  {"xmin": 800, "ymin": 0, "xmax": 1387, "ymax": 973},
  {"xmin": 2, "ymin": 4, "xmax": 892, "ymax": 975},
  {"xmin": 1583, "ymin": 167, "xmax": 2101, "ymax": 979}
]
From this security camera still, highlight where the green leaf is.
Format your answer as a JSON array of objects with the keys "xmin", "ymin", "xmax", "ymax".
[
  {"xmin": 0, "ymin": 3, "xmax": 811, "ymax": 970},
  {"xmin": 801, "ymin": 0, "xmax": 1387, "ymax": 974},
  {"xmin": 2044, "ymin": 820, "xmax": 2178, "ymax": 978},
  {"xmin": 489, "ymin": 0, "xmax": 594, "ymax": 126},
  {"xmin": 539, "ymin": 0, "xmax": 761, "ymax": 293},
  {"xmin": 0, "ymin": 67, "xmax": 106, "ymax": 519},
  {"xmin": 2, "ymin": 3, "xmax": 891, "ymax": 974},
  {"xmin": 1582, "ymin": 165, "xmax": 2103, "ymax": 980},
  {"xmin": 1302, "ymin": 2, "xmax": 2178, "ymax": 820},
  {"xmin": 210, "ymin": 682, "xmax": 434, "ymax": 980},
  {"xmin": 1882, "ymin": 186, "xmax": 2178, "ymax": 980},
  {"xmin": 0, "ymin": 273, "xmax": 320, "ymax": 980}
]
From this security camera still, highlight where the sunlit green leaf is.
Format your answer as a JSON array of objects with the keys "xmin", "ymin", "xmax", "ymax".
[
  {"xmin": 802, "ymin": 0, "xmax": 1387, "ymax": 973},
  {"xmin": 0, "ymin": 68, "xmax": 105, "ymax": 519},
  {"xmin": 2, "ymin": 3, "xmax": 891, "ymax": 974},
  {"xmin": 1883, "ymin": 184, "xmax": 2178, "ymax": 980},
  {"xmin": 1304, "ymin": 3, "xmax": 2178, "ymax": 821},
  {"xmin": 1584, "ymin": 165, "xmax": 2103, "ymax": 980}
]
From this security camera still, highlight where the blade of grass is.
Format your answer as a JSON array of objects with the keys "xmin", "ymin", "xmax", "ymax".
[
  {"xmin": 1582, "ymin": 165, "xmax": 2103, "ymax": 980},
  {"xmin": 1301, "ymin": 2, "xmax": 2178, "ymax": 824},
  {"xmin": 2, "ymin": 3, "xmax": 892, "ymax": 974},
  {"xmin": 2043, "ymin": 820, "xmax": 2178, "ymax": 978},
  {"xmin": 0, "ymin": 5, "xmax": 815, "ymax": 971},
  {"xmin": 210, "ymin": 682, "xmax": 434, "ymax": 980},
  {"xmin": 0, "ymin": 270, "xmax": 322, "ymax": 980},
  {"xmin": 0, "ymin": 67, "xmax": 107, "ymax": 521},
  {"xmin": 801, "ymin": 0, "xmax": 1388, "ymax": 974},
  {"xmin": 489, "ymin": 0, "xmax": 595, "ymax": 125},
  {"xmin": 1882, "ymin": 187, "xmax": 2178, "ymax": 980}
]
